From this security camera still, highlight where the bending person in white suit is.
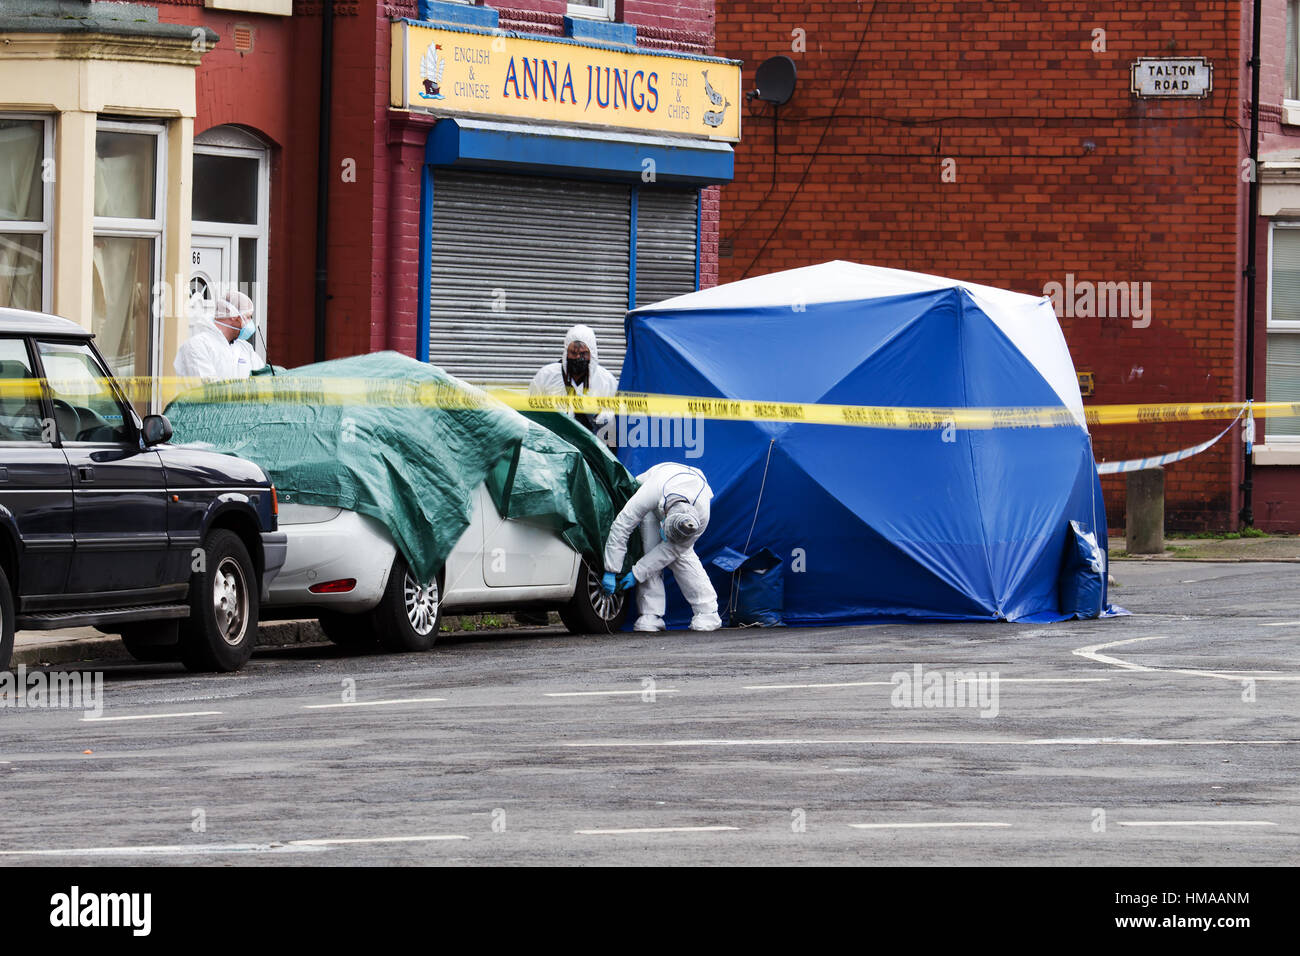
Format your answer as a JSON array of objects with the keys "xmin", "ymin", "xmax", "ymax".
[{"xmin": 602, "ymin": 462, "xmax": 721, "ymax": 632}]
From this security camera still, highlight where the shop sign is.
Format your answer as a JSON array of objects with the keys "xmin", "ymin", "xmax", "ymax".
[{"xmin": 392, "ymin": 21, "xmax": 742, "ymax": 142}]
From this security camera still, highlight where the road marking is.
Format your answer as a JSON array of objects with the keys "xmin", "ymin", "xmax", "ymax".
[
  {"xmin": 848, "ymin": 822, "xmax": 1011, "ymax": 830},
  {"xmin": 743, "ymin": 681, "xmax": 895, "ymax": 690},
  {"xmin": 81, "ymin": 710, "xmax": 223, "ymax": 723},
  {"xmin": 565, "ymin": 737, "xmax": 1297, "ymax": 749},
  {"xmin": 952, "ymin": 678, "xmax": 1109, "ymax": 683},
  {"xmin": 1117, "ymin": 821, "xmax": 1278, "ymax": 828},
  {"xmin": 1260, "ymin": 621, "xmax": 1300, "ymax": 626},
  {"xmin": 288, "ymin": 835, "xmax": 469, "ymax": 845},
  {"xmin": 302, "ymin": 697, "xmax": 447, "ymax": 709},
  {"xmin": 545, "ymin": 689, "xmax": 680, "ymax": 697},
  {"xmin": 0, "ymin": 842, "xmax": 324, "ymax": 857},
  {"xmin": 1072, "ymin": 636, "xmax": 1300, "ymax": 682},
  {"xmin": 575, "ymin": 826, "xmax": 740, "ymax": 835}
]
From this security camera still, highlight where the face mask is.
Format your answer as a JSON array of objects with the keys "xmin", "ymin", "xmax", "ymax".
[
  {"xmin": 237, "ymin": 318, "xmax": 255, "ymax": 342},
  {"xmin": 565, "ymin": 357, "xmax": 589, "ymax": 380}
]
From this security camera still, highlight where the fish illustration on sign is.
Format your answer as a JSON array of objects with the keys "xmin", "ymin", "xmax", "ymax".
[
  {"xmin": 702, "ymin": 69, "xmax": 729, "ymax": 127},
  {"xmin": 420, "ymin": 43, "xmax": 446, "ymax": 99},
  {"xmin": 702, "ymin": 70, "xmax": 724, "ymax": 106}
]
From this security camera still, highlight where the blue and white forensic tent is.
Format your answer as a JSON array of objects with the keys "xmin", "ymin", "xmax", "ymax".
[{"xmin": 618, "ymin": 260, "xmax": 1113, "ymax": 625}]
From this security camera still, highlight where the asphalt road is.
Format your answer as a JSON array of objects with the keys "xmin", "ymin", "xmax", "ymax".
[{"xmin": 1, "ymin": 561, "xmax": 1297, "ymax": 866}]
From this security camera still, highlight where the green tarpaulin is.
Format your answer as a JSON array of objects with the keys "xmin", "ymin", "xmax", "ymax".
[{"xmin": 164, "ymin": 351, "xmax": 639, "ymax": 583}]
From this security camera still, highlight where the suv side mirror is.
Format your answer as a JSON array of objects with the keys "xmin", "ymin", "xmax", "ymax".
[{"xmin": 141, "ymin": 414, "xmax": 173, "ymax": 447}]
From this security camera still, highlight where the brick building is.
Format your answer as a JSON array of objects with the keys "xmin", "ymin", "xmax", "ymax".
[
  {"xmin": 169, "ymin": 0, "xmax": 736, "ymax": 379},
  {"xmin": 1, "ymin": 0, "xmax": 732, "ymax": 397},
  {"xmin": 715, "ymin": 0, "xmax": 1300, "ymax": 532}
]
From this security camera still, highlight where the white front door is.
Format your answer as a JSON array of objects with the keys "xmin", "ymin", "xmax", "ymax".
[{"xmin": 189, "ymin": 236, "xmax": 231, "ymax": 322}]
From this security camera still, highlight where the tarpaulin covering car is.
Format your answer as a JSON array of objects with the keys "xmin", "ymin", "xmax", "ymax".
[{"xmin": 165, "ymin": 351, "xmax": 640, "ymax": 583}]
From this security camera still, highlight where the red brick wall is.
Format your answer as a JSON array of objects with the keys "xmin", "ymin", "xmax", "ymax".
[{"xmin": 715, "ymin": 0, "xmax": 1284, "ymax": 531}]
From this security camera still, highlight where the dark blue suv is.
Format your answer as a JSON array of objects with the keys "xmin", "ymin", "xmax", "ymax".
[{"xmin": 0, "ymin": 308, "xmax": 286, "ymax": 672}]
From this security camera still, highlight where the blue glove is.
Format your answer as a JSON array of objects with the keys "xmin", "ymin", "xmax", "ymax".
[
  {"xmin": 619, "ymin": 572, "xmax": 637, "ymax": 591},
  {"xmin": 601, "ymin": 572, "xmax": 618, "ymax": 594}
]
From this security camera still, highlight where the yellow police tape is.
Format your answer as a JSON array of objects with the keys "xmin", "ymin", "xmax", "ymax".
[{"xmin": 1, "ymin": 376, "xmax": 1296, "ymax": 430}]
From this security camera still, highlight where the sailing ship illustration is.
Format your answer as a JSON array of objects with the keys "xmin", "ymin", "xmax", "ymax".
[{"xmin": 420, "ymin": 43, "xmax": 446, "ymax": 99}]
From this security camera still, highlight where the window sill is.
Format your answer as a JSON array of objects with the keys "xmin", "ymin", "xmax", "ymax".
[
  {"xmin": 1284, "ymin": 100, "xmax": 1300, "ymax": 126},
  {"xmin": 1254, "ymin": 443, "xmax": 1300, "ymax": 465},
  {"xmin": 204, "ymin": 0, "xmax": 292, "ymax": 17}
]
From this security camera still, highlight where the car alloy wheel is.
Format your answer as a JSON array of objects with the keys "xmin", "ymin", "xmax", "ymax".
[
  {"xmin": 587, "ymin": 567, "xmax": 625, "ymax": 621},
  {"xmin": 212, "ymin": 555, "xmax": 249, "ymax": 647},
  {"xmin": 404, "ymin": 571, "xmax": 440, "ymax": 637}
]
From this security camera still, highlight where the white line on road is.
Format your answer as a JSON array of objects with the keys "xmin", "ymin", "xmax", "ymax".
[
  {"xmin": 1117, "ymin": 821, "xmax": 1278, "ymax": 828},
  {"xmin": 288, "ymin": 835, "xmax": 469, "ymax": 845},
  {"xmin": 302, "ymin": 697, "xmax": 447, "ymax": 709},
  {"xmin": 81, "ymin": 711, "xmax": 223, "ymax": 723},
  {"xmin": 544, "ymin": 689, "xmax": 679, "ymax": 697},
  {"xmin": 1259, "ymin": 621, "xmax": 1300, "ymax": 626},
  {"xmin": 575, "ymin": 826, "xmax": 740, "ymax": 835},
  {"xmin": 743, "ymin": 681, "xmax": 895, "ymax": 690},
  {"xmin": 848, "ymin": 822, "xmax": 1012, "ymax": 830},
  {"xmin": 953, "ymin": 678, "xmax": 1110, "ymax": 683},
  {"xmin": 564, "ymin": 737, "xmax": 1297, "ymax": 748},
  {"xmin": 0, "ymin": 842, "xmax": 324, "ymax": 857},
  {"xmin": 1072, "ymin": 636, "xmax": 1300, "ymax": 682}
]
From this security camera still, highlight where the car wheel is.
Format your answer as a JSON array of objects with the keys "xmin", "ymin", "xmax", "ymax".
[
  {"xmin": 560, "ymin": 562, "xmax": 629, "ymax": 635},
  {"xmin": 121, "ymin": 620, "xmax": 181, "ymax": 663},
  {"xmin": 371, "ymin": 554, "xmax": 442, "ymax": 653},
  {"xmin": 179, "ymin": 529, "xmax": 258, "ymax": 672},
  {"xmin": 0, "ymin": 566, "xmax": 14, "ymax": 671},
  {"xmin": 318, "ymin": 610, "xmax": 379, "ymax": 651}
]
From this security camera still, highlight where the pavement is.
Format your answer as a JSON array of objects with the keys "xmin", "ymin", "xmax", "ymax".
[
  {"xmin": 0, "ymin": 560, "xmax": 1296, "ymax": 866},
  {"xmin": 1110, "ymin": 532, "xmax": 1300, "ymax": 563},
  {"xmin": 7, "ymin": 533, "xmax": 1297, "ymax": 669}
]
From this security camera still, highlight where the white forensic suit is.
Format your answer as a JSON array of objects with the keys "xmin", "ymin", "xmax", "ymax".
[
  {"xmin": 529, "ymin": 324, "xmax": 619, "ymax": 442},
  {"xmin": 604, "ymin": 462, "xmax": 721, "ymax": 632},
  {"xmin": 174, "ymin": 312, "xmax": 264, "ymax": 381}
]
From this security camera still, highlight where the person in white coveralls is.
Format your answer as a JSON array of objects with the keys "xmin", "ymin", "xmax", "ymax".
[
  {"xmin": 174, "ymin": 289, "xmax": 265, "ymax": 381},
  {"xmin": 528, "ymin": 324, "xmax": 618, "ymax": 442},
  {"xmin": 602, "ymin": 461, "xmax": 721, "ymax": 632}
]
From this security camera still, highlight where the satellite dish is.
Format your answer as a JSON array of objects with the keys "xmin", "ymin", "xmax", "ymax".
[{"xmin": 752, "ymin": 55, "xmax": 797, "ymax": 106}]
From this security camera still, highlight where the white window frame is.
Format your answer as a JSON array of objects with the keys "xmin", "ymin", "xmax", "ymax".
[
  {"xmin": 192, "ymin": 138, "xmax": 271, "ymax": 359},
  {"xmin": 1263, "ymin": 221, "xmax": 1300, "ymax": 449},
  {"xmin": 1286, "ymin": 0, "xmax": 1300, "ymax": 124},
  {"xmin": 567, "ymin": 0, "xmax": 615, "ymax": 22},
  {"xmin": 0, "ymin": 112, "xmax": 55, "ymax": 313},
  {"xmin": 92, "ymin": 118, "xmax": 167, "ymax": 384}
]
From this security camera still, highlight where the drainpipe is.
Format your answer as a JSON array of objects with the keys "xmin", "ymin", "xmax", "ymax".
[
  {"xmin": 1241, "ymin": 0, "xmax": 1262, "ymax": 527},
  {"xmin": 313, "ymin": 0, "xmax": 335, "ymax": 363}
]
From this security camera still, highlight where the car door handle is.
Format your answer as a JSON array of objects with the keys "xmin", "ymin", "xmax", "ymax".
[{"xmin": 77, "ymin": 465, "xmax": 94, "ymax": 482}]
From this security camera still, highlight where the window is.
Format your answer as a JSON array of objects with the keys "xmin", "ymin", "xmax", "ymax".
[
  {"xmin": 192, "ymin": 129, "xmax": 271, "ymax": 359},
  {"xmin": 567, "ymin": 0, "xmax": 615, "ymax": 21},
  {"xmin": 1290, "ymin": 1, "xmax": 1300, "ymax": 102},
  {"xmin": 0, "ymin": 115, "xmax": 53, "ymax": 312},
  {"xmin": 0, "ymin": 337, "xmax": 44, "ymax": 442},
  {"xmin": 36, "ymin": 339, "xmax": 131, "ymax": 443},
  {"xmin": 1266, "ymin": 223, "xmax": 1300, "ymax": 441},
  {"xmin": 93, "ymin": 121, "xmax": 165, "ymax": 383}
]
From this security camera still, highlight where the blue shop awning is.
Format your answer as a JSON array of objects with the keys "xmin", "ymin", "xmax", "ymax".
[{"xmin": 426, "ymin": 118, "xmax": 733, "ymax": 186}]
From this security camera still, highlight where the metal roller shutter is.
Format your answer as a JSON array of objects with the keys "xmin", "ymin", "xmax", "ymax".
[
  {"xmin": 428, "ymin": 170, "xmax": 631, "ymax": 385},
  {"xmin": 635, "ymin": 188, "xmax": 698, "ymax": 309}
]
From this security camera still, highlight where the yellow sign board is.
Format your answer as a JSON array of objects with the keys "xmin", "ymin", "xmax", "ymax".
[{"xmin": 391, "ymin": 21, "xmax": 742, "ymax": 143}]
